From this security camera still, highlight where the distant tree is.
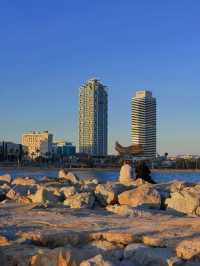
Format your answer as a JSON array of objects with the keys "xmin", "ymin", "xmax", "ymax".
[
  {"xmin": 164, "ymin": 152, "xmax": 168, "ymax": 159},
  {"xmin": 31, "ymin": 152, "xmax": 35, "ymax": 161}
]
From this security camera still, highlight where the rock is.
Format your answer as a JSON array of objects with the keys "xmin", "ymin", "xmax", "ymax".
[
  {"xmin": 26, "ymin": 231, "xmax": 87, "ymax": 248},
  {"xmin": 0, "ymin": 174, "xmax": 12, "ymax": 184},
  {"xmin": 82, "ymin": 177, "xmax": 99, "ymax": 186},
  {"xmin": 143, "ymin": 235, "xmax": 166, "ymax": 247},
  {"xmin": 6, "ymin": 185, "xmax": 37, "ymax": 201},
  {"xmin": 167, "ymin": 256, "xmax": 184, "ymax": 266},
  {"xmin": 106, "ymin": 204, "xmax": 156, "ymax": 219},
  {"xmin": 82, "ymin": 240, "xmax": 124, "ymax": 261},
  {"xmin": 60, "ymin": 186, "xmax": 78, "ymax": 199},
  {"xmin": 28, "ymin": 187, "xmax": 59, "ymax": 204},
  {"xmin": 0, "ymin": 183, "xmax": 11, "ymax": 193},
  {"xmin": 176, "ymin": 237, "xmax": 200, "ymax": 261},
  {"xmin": 0, "ymin": 189, "xmax": 6, "ymax": 202},
  {"xmin": 124, "ymin": 243, "xmax": 174, "ymax": 266},
  {"xmin": 166, "ymin": 187, "xmax": 200, "ymax": 215},
  {"xmin": 0, "ymin": 244, "xmax": 79, "ymax": 266},
  {"xmin": 90, "ymin": 231, "xmax": 137, "ymax": 246},
  {"xmin": 12, "ymin": 177, "xmax": 36, "ymax": 186},
  {"xmin": 58, "ymin": 169, "xmax": 80, "ymax": 184},
  {"xmin": 0, "ymin": 235, "xmax": 9, "ymax": 246},
  {"xmin": 132, "ymin": 178, "xmax": 148, "ymax": 187},
  {"xmin": 80, "ymin": 178, "xmax": 99, "ymax": 193},
  {"xmin": 64, "ymin": 192, "xmax": 95, "ymax": 209},
  {"xmin": 119, "ymin": 260, "xmax": 137, "ymax": 266},
  {"xmin": 154, "ymin": 180, "xmax": 193, "ymax": 197},
  {"xmin": 95, "ymin": 182, "xmax": 127, "ymax": 207},
  {"xmin": 118, "ymin": 184, "xmax": 161, "ymax": 209},
  {"xmin": 80, "ymin": 254, "xmax": 115, "ymax": 266},
  {"xmin": 47, "ymin": 187, "xmax": 62, "ymax": 198}
]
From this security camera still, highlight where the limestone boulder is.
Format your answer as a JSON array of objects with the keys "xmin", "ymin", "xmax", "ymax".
[
  {"xmin": 142, "ymin": 235, "xmax": 166, "ymax": 248},
  {"xmin": 167, "ymin": 257, "xmax": 185, "ymax": 266},
  {"xmin": 118, "ymin": 184, "xmax": 161, "ymax": 209},
  {"xmin": 166, "ymin": 186, "xmax": 200, "ymax": 215},
  {"xmin": 82, "ymin": 177, "xmax": 99, "ymax": 186},
  {"xmin": 28, "ymin": 187, "xmax": 59, "ymax": 204},
  {"xmin": 60, "ymin": 186, "xmax": 78, "ymax": 199},
  {"xmin": 46, "ymin": 187, "xmax": 62, "ymax": 198},
  {"xmin": 0, "ymin": 183, "xmax": 11, "ymax": 194},
  {"xmin": 95, "ymin": 182, "xmax": 127, "ymax": 207},
  {"xmin": 12, "ymin": 177, "xmax": 36, "ymax": 186},
  {"xmin": 0, "ymin": 244, "xmax": 79, "ymax": 266},
  {"xmin": 64, "ymin": 192, "xmax": 95, "ymax": 209},
  {"xmin": 90, "ymin": 231, "xmax": 139, "ymax": 246},
  {"xmin": 0, "ymin": 174, "xmax": 12, "ymax": 184},
  {"xmin": 132, "ymin": 178, "xmax": 148, "ymax": 187},
  {"xmin": 80, "ymin": 177, "xmax": 99, "ymax": 193},
  {"xmin": 6, "ymin": 185, "xmax": 37, "ymax": 201},
  {"xmin": 0, "ymin": 235, "xmax": 9, "ymax": 246},
  {"xmin": 26, "ymin": 231, "xmax": 87, "ymax": 248},
  {"xmin": 0, "ymin": 189, "xmax": 6, "ymax": 202},
  {"xmin": 79, "ymin": 240, "xmax": 124, "ymax": 261},
  {"xmin": 80, "ymin": 255, "xmax": 115, "ymax": 266},
  {"xmin": 176, "ymin": 237, "xmax": 200, "ymax": 261},
  {"xmin": 58, "ymin": 169, "xmax": 80, "ymax": 184},
  {"xmin": 124, "ymin": 243, "xmax": 174, "ymax": 266}
]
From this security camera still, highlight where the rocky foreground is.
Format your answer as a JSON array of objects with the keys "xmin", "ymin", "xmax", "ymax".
[{"xmin": 0, "ymin": 170, "xmax": 200, "ymax": 265}]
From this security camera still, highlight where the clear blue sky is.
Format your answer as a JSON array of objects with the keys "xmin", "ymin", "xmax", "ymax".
[{"xmin": 0, "ymin": 0, "xmax": 200, "ymax": 155}]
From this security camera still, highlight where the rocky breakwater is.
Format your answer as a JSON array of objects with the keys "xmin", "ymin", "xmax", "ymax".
[{"xmin": 0, "ymin": 171, "xmax": 200, "ymax": 265}]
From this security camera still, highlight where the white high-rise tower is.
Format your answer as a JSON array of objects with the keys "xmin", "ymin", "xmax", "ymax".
[
  {"xmin": 131, "ymin": 90, "xmax": 157, "ymax": 159},
  {"xmin": 79, "ymin": 79, "xmax": 108, "ymax": 156}
]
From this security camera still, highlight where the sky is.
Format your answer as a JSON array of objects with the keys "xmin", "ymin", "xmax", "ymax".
[{"xmin": 0, "ymin": 0, "xmax": 200, "ymax": 155}]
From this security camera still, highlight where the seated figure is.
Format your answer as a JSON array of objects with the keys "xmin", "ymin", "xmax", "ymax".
[
  {"xmin": 119, "ymin": 160, "xmax": 135, "ymax": 184},
  {"xmin": 135, "ymin": 161, "xmax": 156, "ymax": 184}
]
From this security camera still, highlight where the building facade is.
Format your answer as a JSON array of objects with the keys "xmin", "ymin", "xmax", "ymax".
[
  {"xmin": 79, "ymin": 79, "xmax": 108, "ymax": 156},
  {"xmin": 0, "ymin": 141, "xmax": 23, "ymax": 161},
  {"xmin": 53, "ymin": 140, "xmax": 76, "ymax": 158},
  {"xmin": 131, "ymin": 90, "xmax": 157, "ymax": 159},
  {"xmin": 22, "ymin": 131, "xmax": 53, "ymax": 159}
]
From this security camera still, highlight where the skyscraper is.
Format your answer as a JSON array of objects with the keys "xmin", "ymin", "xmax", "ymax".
[
  {"xmin": 79, "ymin": 79, "xmax": 108, "ymax": 156},
  {"xmin": 131, "ymin": 90, "xmax": 157, "ymax": 159}
]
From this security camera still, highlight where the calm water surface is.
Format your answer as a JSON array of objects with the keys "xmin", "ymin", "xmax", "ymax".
[{"xmin": 0, "ymin": 169, "xmax": 200, "ymax": 183}]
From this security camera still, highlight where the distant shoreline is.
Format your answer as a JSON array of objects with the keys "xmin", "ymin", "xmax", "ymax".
[{"xmin": 0, "ymin": 166, "xmax": 200, "ymax": 173}]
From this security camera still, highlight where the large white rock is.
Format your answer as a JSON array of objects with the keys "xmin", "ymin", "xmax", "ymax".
[
  {"xmin": 80, "ymin": 254, "xmax": 115, "ymax": 266},
  {"xmin": 106, "ymin": 205, "xmax": 154, "ymax": 219},
  {"xmin": 6, "ymin": 185, "xmax": 37, "ymax": 201},
  {"xmin": 58, "ymin": 169, "xmax": 80, "ymax": 184},
  {"xmin": 28, "ymin": 187, "xmax": 59, "ymax": 204},
  {"xmin": 60, "ymin": 186, "xmax": 77, "ymax": 199},
  {"xmin": 0, "ymin": 175, "xmax": 12, "ymax": 184},
  {"xmin": 0, "ymin": 245, "xmax": 79, "ymax": 266},
  {"xmin": 64, "ymin": 192, "xmax": 95, "ymax": 209},
  {"xmin": 0, "ymin": 189, "xmax": 6, "ymax": 202},
  {"xmin": 176, "ymin": 237, "xmax": 200, "ymax": 261},
  {"xmin": 166, "ymin": 186, "xmax": 200, "ymax": 215},
  {"xmin": 95, "ymin": 182, "xmax": 127, "ymax": 207},
  {"xmin": 118, "ymin": 184, "xmax": 161, "ymax": 209},
  {"xmin": 12, "ymin": 177, "xmax": 36, "ymax": 186},
  {"xmin": 124, "ymin": 243, "xmax": 173, "ymax": 266}
]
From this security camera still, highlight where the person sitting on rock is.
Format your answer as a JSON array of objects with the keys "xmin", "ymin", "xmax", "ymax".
[
  {"xmin": 135, "ymin": 160, "xmax": 156, "ymax": 184},
  {"xmin": 119, "ymin": 160, "xmax": 135, "ymax": 184}
]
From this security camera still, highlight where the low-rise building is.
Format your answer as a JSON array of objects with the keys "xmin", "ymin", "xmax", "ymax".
[
  {"xmin": 0, "ymin": 141, "xmax": 23, "ymax": 160},
  {"xmin": 53, "ymin": 140, "xmax": 76, "ymax": 158},
  {"xmin": 22, "ymin": 131, "xmax": 53, "ymax": 159}
]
